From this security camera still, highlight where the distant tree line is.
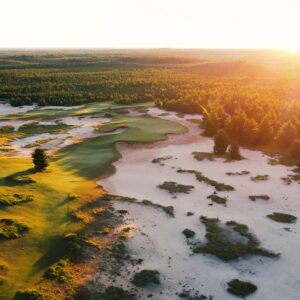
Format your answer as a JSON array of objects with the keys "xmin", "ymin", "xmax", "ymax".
[{"xmin": 1, "ymin": 59, "xmax": 300, "ymax": 160}]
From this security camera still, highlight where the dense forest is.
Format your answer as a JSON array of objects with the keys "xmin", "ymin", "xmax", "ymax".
[{"xmin": 1, "ymin": 50, "xmax": 300, "ymax": 159}]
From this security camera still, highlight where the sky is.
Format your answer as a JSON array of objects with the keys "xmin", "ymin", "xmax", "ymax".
[{"xmin": 1, "ymin": 0, "xmax": 300, "ymax": 49}]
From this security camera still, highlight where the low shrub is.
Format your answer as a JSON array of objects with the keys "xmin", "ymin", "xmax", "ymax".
[
  {"xmin": 251, "ymin": 175, "xmax": 269, "ymax": 182},
  {"xmin": 227, "ymin": 279, "xmax": 257, "ymax": 298},
  {"xmin": 248, "ymin": 195, "xmax": 270, "ymax": 201},
  {"xmin": 182, "ymin": 228, "xmax": 195, "ymax": 238},
  {"xmin": 226, "ymin": 171, "xmax": 250, "ymax": 176},
  {"xmin": 44, "ymin": 259, "xmax": 70, "ymax": 283},
  {"xmin": 178, "ymin": 169, "xmax": 234, "ymax": 191},
  {"xmin": 102, "ymin": 286, "xmax": 136, "ymax": 300},
  {"xmin": 158, "ymin": 181, "xmax": 194, "ymax": 194},
  {"xmin": 131, "ymin": 270, "xmax": 160, "ymax": 286},
  {"xmin": 14, "ymin": 289, "xmax": 45, "ymax": 300},
  {"xmin": 192, "ymin": 216, "xmax": 278, "ymax": 261},
  {"xmin": 267, "ymin": 212, "xmax": 297, "ymax": 223},
  {"xmin": 0, "ymin": 219, "xmax": 29, "ymax": 239},
  {"xmin": 0, "ymin": 193, "xmax": 34, "ymax": 207},
  {"xmin": 63, "ymin": 233, "xmax": 97, "ymax": 262},
  {"xmin": 207, "ymin": 193, "xmax": 227, "ymax": 205}
]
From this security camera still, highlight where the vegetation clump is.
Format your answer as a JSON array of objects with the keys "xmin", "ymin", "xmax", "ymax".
[
  {"xmin": 228, "ymin": 141, "xmax": 242, "ymax": 160},
  {"xmin": 44, "ymin": 259, "xmax": 70, "ymax": 283},
  {"xmin": 226, "ymin": 171, "xmax": 250, "ymax": 176},
  {"xmin": 192, "ymin": 217, "xmax": 278, "ymax": 261},
  {"xmin": 110, "ymin": 242, "xmax": 130, "ymax": 261},
  {"xmin": 14, "ymin": 289, "xmax": 45, "ymax": 300},
  {"xmin": 182, "ymin": 228, "xmax": 195, "ymax": 238},
  {"xmin": 103, "ymin": 194, "xmax": 175, "ymax": 217},
  {"xmin": 32, "ymin": 148, "xmax": 48, "ymax": 171},
  {"xmin": 213, "ymin": 130, "xmax": 229, "ymax": 155},
  {"xmin": 152, "ymin": 156, "xmax": 172, "ymax": 164},
  {"xmin": 0, "ymin": 193, "xmax": 34, "ymax": 207},
  {"xmin": 63, "ymin": 233, "xmax": 97, "ymax": 262},
  {"xmin": 227, "ymin": 279, "xmax": 257, "ymax": 298},
  {"xmin": 248, "ymin": 195, "xmax": 270, "ymax": 201},
  {"xmin": 141, "ymin": 200, "xmax": 175, "ymax": 217},
  {"xmin": 102, "ymin": 286, "xmax": 136, "ymax": 300},
  {"xmin": 178, "ymin": 169, "xmax": 234, "ymax": 191},
  {"xmin": 207, "ymin": 193, "xmax": 227, "ymax": 206},
  {"xmin": 0, "ymin": 219, "xmax": 29, "ymax": 239},
  {"xmin": 251, "ymin": 175, "xmax": 269, "ymax": 182},
  {"xmin": 67, "ymin": 193, "xmax": 78, "ymax": 200},
  {"xmin": 158, "ymin": 181, "xmax": 194, "ymax": 194},
  {"xmin": 267, "ymin": 212, "xmax": 297, "ymax": 224},
  {"xmin": 131, "ymin": 270, "xmax": 160, "ymax": 287},
  {"xmin": 192, "ymin": 152, "xmax": 216, "ymax": 161}
]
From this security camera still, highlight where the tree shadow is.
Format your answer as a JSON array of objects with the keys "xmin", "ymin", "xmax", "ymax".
[{"xmin": 0, "ymin": 168, "xmax": 37, "ymax": 187}]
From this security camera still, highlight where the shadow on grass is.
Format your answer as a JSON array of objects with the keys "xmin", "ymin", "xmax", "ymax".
[
  {"xmin": 31, "ymin": 235, "xmax": 67, "ymax": 274},
  {"xmin": 0, "ymin": 168, "xmax": 37, "ymax": 187}
]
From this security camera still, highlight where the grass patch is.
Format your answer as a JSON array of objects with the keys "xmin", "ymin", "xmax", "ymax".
[
  {"xmin": 0, "ymin": 219, "xmax": 29, "ymax": 239},
  {"xmin": 248, "ymin": 195, "xmax": 270, "ymax": 201},
  {"xmin": 227, "ymin": 279, "xmax": 257, "ymax": 298},
  {"xmin": 267, "ymin": 212, "xmax": 297, "ymax": 223},
  {"xmin": 18, "ymin": 122, "xmax": 72, "ymax": 136},
  {"xmin": 178, "ymin": 169, "xmax": 234, "ymax": 191},
  {"xmin": 158, "ymin": 181, "xmax": 194, "ymax": 194},
  {"xmin": 0, "ymin": 193, "xmax": 34, "ymax": 207},
  {"xmin": 131, "ymin": 270, "xmax": 160, "ymax": 287},
  {"xmin": 192, "ymin": 216, "xmax": 278, "ymax": 261},
  {"xmin": 251, "ymin": 175, "xmax": 269, "ymax": 182},
  {"xmin": 207, "ymin": 193, "xmax": 227, "ymax": 206},
  {"xmin": 56, "ymin": 114, "xmax": 186, "ymax": 179}
]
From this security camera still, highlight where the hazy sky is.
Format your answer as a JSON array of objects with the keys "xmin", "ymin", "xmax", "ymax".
[{"xmin": 1, "ymin": 0, "xmax": 300, "ymax": 49}]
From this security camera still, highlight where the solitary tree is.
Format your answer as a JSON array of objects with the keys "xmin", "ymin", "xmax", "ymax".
[
  {"xmin": 32, "ymin": 148, "xmax": 48, "ymax": 171},
  {"xmin": 228, "ymin": 141, "xmax": 242, "ymax": 160},
  {"xmin": 213, "ymin": 129, "xmax": 229, "ymax": 155}
]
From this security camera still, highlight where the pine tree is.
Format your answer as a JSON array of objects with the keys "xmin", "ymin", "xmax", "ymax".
[
  {"xmin": 213, "ymin": 130, "xmax": 229, "ymax": 155},
  {"xmin": 32, "ymin": 148, "xmax": 48, "ymax": 171},
  {"xmin": 228, "ymin": 141, "xmax": 242, "ymax": 160}
]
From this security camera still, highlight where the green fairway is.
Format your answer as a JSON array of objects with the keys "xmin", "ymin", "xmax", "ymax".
[
  {"xmin": 56, "ymin": 114, "xmax": 187, "ymax": 179},
  {"xmin": 0, "ymin": 103, "xmax": 186, "ymax": 299}
]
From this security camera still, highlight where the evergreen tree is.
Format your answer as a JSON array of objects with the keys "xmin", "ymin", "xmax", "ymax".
[
  {"xmin": 228, "ymin": 141, "xmax": 242, "ymax": 160},
  {"xmin": 32, "ymin": 148, "xmax": 48, "ymax": 171},
  {"xmin": 213, "ymin": 129, "xmax": 229, "ymax": 155}
]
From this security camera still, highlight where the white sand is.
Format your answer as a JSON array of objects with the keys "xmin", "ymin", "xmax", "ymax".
[
  {"xmin": 100, "ymin": 109, "xmax": 300, "ymax": 300},
  {"xmin": 5, "ymin": 116, "xmax": 113, "ymax": 156},
  {"xmin": 0, "ymin": 103, "xmax": 37, "ymax": 115}
]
